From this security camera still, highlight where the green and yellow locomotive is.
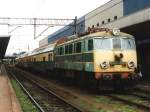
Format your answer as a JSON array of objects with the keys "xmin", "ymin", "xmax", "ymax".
[{"xmin": 16, "ymin": 28, "xmax": 141, "ymax": 89}]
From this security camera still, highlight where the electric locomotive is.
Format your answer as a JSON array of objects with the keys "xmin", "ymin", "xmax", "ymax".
[{"xmin": 54, "ymin": 28, "xmax": 141, "ymax": 89}]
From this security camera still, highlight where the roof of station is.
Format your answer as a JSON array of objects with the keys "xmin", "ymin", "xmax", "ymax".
[{"xmin": 0, "ymin": 36, "xmax": 10, "ymax": 59}]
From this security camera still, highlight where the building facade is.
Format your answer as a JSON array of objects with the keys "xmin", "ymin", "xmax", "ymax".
[{"xmin": 46, "ymin": 0, "xmax": 150, "ymax": 43}]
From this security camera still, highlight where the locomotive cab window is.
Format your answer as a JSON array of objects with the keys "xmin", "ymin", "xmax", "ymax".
[
  {"xmin": 121, "ymin": 38, "xmax": 135, "ymax": 50},
  {"xmin": 94, "ymin": 37, "xmax": 135, "ymax": 50},
  {"xmin": 75, "ymin": 42, "xmax": 81, "ymax": 53},
  {"xmin": 88, "ymin": 39, "xmax": 93, "ymax": 51},
  {"xmin": 113, "ymin": 37, "xmax": 135, "ymax": 50},
  {"xmin": 94, "ymin": 38, "xmax": 111, "ymax": 50}
]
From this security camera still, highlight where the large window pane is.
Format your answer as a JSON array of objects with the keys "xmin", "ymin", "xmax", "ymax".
[
  {"xmin": 122, "ymin": 38, "xmax": 135, "ymax": 49},
  {"xmin": 94, "ymin": 37, "xmax": 135, "ymax": 50},
  {"xmin": 113, "ymin": 38, "xmax": 121, "ymax": 49},
  {"xmin": 94, "ymin": 38, "xmax": 111, "ymax": 50}
]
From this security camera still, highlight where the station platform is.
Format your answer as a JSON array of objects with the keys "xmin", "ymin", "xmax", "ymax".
[{"xmin": 0, "ymin": 64, "xmax": 22, "ymax": 112}]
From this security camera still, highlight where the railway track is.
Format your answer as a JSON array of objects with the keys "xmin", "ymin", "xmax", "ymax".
[
  {"xmin": 129, "ymin": 92, "xmax": 150, "ymax": 101},
  {"xmin": 106, "ymin": 94, "xmax": 150, "ymax": 112},
  {"xmin": 10, "ymin": 73, "xmax": 45, "ymax": 112},
  {"xmin": 8, "ymin": 68, "xmax": 82, "ymax": 112},
  {"xmin": 134, "ymin": 87, "xmax": 150, "ymax": 94},
  {"xmin": 7, "ymin": 66, "xmax": 150, "ymax": 112}
]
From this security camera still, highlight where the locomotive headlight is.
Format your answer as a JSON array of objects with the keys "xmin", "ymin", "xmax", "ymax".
[
  {"xmin": 128, "ymin": 61, "xmax": 135, "ymax": 69},
  {"xmin": 100, "ymin": 61, "xmax": 109, "ymax": 69}
]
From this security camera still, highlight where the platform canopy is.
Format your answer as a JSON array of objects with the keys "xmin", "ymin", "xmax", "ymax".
[{"xmin": 0, "ymin": 36, "xmax": 10, "ymax": 59}]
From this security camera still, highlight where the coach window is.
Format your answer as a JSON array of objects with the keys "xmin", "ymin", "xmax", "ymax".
[
  {"xmin": 34, "ymin": 58, "xmax": 36, "ymax": 62},
  {"xmin": 65, "ymin": 45, "xmax": 69, "ymax": 54},
  {"xmin": 58, "ymin": 48, "xmax": 60, "ymax": 55},
  {"xmin": 48, "ymin": 54, "xmax": 50, "ymax": 61},
  {"xmin": 60, "ymin": 47, "xmax": 63, "ymax": 55},
  {"xmin": 76, "ymin": 42, "xmax": 81, "ymax": 53},
  {"xmin": 69, "ymin": 44, "xmax": 73, "ymax": 54},
  {"xmin": 59, "ymin": 47, "xmax": 61, "ymax": 55},
  {"xmin": 56, "ymin": 48, "xmax": 59, "ymax": 55},
  {"xmin": 55, "ymin": 48, "xmax": 57, "ymax": 55},
  {"xmin": 62, "ymin": 46, "xmax": 64, "ymax": 55},
  {"xmin": 57, "ymin": 47, "xmax": 60, "ymax": 55},
  {"xmin": 43, "ymin": 57, "xmax": 46, "ymax": 62},
  {"xmin": 73, "ymin": 43, "xmax": 76, "ymax": 53},
  {"xmin": 51, "ymin": 53, "xmax": 53, "ymax": 61},
  {"xmin": 88, "ymin": 39, "xmax": 93, "ymax": 51},
  {"xmin": 58, "ymin": 48, "xmax": 59, "ymax": 55}
]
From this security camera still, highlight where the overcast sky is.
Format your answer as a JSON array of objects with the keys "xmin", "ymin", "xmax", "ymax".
[{"xmin": 0, "ymin": 0, "xmax": 110, "ymax": 55}]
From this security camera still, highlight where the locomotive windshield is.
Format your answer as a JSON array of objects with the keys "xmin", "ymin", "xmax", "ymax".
[
  {"xmin": 121, "ymin": 38, "xmax": 135, "ymax": 49},
  {"xmin": 94, "ymin": 37, "xmax": 136, "ymax": 50},
  {"xmin": 94, "ymin": 38, "xmax": 111, "ymax": 50}
]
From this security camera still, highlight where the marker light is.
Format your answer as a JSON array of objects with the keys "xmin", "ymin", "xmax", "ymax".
[
  {"xmin": 128, "ymin": 61, "xmax": 135, "ymax": 69},
  {"xmin": 112, "ymin": 28, "xmax": 120, "ymax": 36},
  {"xmin": 100, "ymin": 61, "xmax": 109, "ymax": 69}
]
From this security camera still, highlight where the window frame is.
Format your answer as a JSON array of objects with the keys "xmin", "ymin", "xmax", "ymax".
[
  {"xmin": 65, "ymin": 45, "xmax": 69, "ymax": 54},
  {"xmin": 75, "ymin": 41, "xmax": 82, "ymax": 53},
  {"xmin": 68, "ymin": 44, "xmax": 73, "ymax": 54},
  {"xmin": 88, "ymin": 39, "xmax": 93, "ymax": 51},
  {"xmin": 43, "ymin": 57, "xmax": 46, "ymax": 62}
]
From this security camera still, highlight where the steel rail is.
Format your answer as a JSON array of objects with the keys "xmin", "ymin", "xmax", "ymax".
[
  {"xmin": 128, "ymin": 93, "xmax": 150, "ymax": 101},
  {"xmin": 134, "ymin": 88, "xmax": 150, "ymax": 94},
  {"xmin": 10, "ymin": 72, "xmax": 45, "ymax": 112}
]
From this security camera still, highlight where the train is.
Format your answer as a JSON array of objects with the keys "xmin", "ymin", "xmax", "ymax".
[{"xmin": 16, "ymin": 27, "xmax": 142, "ymax": 90}]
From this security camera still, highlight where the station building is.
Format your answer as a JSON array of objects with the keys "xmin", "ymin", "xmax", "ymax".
[{"xmin": 40, "ymin": 0, "xmax": 150, "ymax": 77}]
